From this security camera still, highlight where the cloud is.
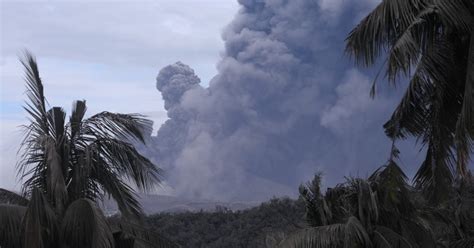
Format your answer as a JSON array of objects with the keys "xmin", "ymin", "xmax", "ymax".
[{"xmin": 321, "ymin": 69, "xmax": 390, "ymax": 132}]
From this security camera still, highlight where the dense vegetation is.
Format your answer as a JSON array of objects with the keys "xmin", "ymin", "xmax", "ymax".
[
  {"xmin": 282, "ymin": 167, "xmax": 474, "ymax": 247},
  {"xmin": 145, "ymin": 198, "xmax": 305, "ymax": 248},
  {"xmin": 143, "ymin": 169, "xmax": 473, "ymax": 247}
]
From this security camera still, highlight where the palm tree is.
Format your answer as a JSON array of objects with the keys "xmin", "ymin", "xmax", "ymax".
[
  {"xmin": 279, "ymin": 2, "xmax": 474, "ymax": 246},
  {"xmin": 281, "ymin": 147, "xmax": 474, "ymax": 247},
  {"xmin": 279, "ymin": 154, "xmax": 436, "ymax": 247},
  {"xmin": 0, "ymin": 52, "xmax": 178, "ymax": 248},
  {"xmin": 345, "ymin": 0, "xmax": 473, "ymax": 204}
]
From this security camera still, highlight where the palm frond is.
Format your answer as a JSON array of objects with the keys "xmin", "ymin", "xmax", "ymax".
[
  {"xmin": 22, "ymin": 188, "xmax": 59, "ymax": 248},
  {"xmin": 67, "ymin": 145, "xmax": 101, "ymax": 201},
  {"xmin": 19, "ymin": 50, "xmax": 49, "ymax": 137},
  {"xmin": 347, "ymin": 179, "xmax": 379, "ymax": 229},
  {"xmin": 455, "ymin": 33, "xmax": 474, "ymax": 178},
  {"xmin": 383, "ymin": 38, "xmax": 457, "ymax": 139},
  {"xmin": 18, "ymin": 51, "xmax": 51, "ymax": 198},
  {"xmin": 44, "ymin": 136, "xmax": 68, "ymax": 214},
  {"xmin": 92, "ymin": 138, "xmax": 162, "ymax": 192},
  {"xmin": 299, "ymin": 172, "xmax": 333, "ymax": 226},
  {"xmin": 369, "ymin": 158, "xmax": 415, "ymax": 222},
  {"xmin": 346, "ymin": 0, "xmax": 426, "ymax": 67},
  {"xmin": 433, "ymin": 0, "xmax": 473, "ymax": 32},
  {"xmin": 386, "ymin": 215, "xmax": 435, "ymax": 247},
  {"xmin": 414, "ymin": 144, "xmax": 455, "ymax": 204},
  {"xmin": 91, "ymin": 158, "xmax": 144, "ymax": 218},
  {"xmin": 278, "ymin": 216, "xmax": 372, "ymax": 248},
  {"xmin": 61, "ymin": 198, "xmax": 114, "ymax": 248},
  {"xmin": 385, "ymin": 4, "xmax": 439, "ymax": 83},
  {"xmin": 46, "ymin": 107, "xmax": 66, "ymax": 142},
  {"xmin": 0, "ymin": 204, "xmax": 26, "ymax": 248},
  {"xmin": 373, "ymin": 225, "xmax": 413, "ymax": 248},
  {"xmin": 85, "ymin": 112, "xmax": 153, "ymax": 144},
  {"xmin": 70, "ymin": 100, "xmax": 87, "ymax": 139}
]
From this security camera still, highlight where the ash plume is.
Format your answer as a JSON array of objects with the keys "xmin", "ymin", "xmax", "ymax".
[{"xmin": 148, "ymin": 0, "xmax": 411, "ymax": 201}]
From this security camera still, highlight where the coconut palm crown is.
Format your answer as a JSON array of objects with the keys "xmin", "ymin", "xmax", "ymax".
[
  {"xmin": 346, "ymin": 0, "xmax": 474, "ymax": 203},
  {"xmin": 0, "ymin": 52, "xmax": 177, "ymax": 248}
]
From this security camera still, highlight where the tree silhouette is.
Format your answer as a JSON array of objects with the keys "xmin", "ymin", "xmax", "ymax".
[{"xmin": 0, "ymin": 51, "xmax": 178, "ymax": 248}]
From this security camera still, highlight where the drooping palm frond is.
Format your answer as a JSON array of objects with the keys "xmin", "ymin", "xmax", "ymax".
[
  {"xmin": 455, "ymin": 33, "xmax": 474, "ymax": 178},
  {"xmin": 22, "ymin": 188, "xmax": 59, "ymax": 248},
  {"xmin": 67, "ymin": 110, "xmax": 162, "ymax": 217},
  {"xmin": 85, "ymin": 112, "xmax": 153, "ymax": 144},
  {"xmin": 0, "ymin": 188, "xmax": 29, "ymax": 206},
  {"xmin": 346, "ymin": 0, "xmax": 474, "ymax": 203},
  {"xmin": 412, "ymin": 65, "xmax": 463, "ymax": 202},
  {"xmin": 61, "ymin": 199, "xmax": 114, "ymax": 248},
  {"xmin": 279, "ymin": 216, "xmax": 372, "ymax": 248},
  {"xmin": 74, "ymin": 110, "xmax": 161, "ymax": 205},
  {"xmin": 90, "ymin": 137, "xmax": 162, "ymax": 192},
  {"xmin": 0, "ymin": 204, "xmax": 26, "ymax": 248},
  {"xmin": 91, "ymin": 160, "xmax": 144, "ymax": 218},
  {"xmin": 399, "ymin": 216, "xmax": 436, "ymax": 247},
  {"xmin": 343, "ymin": 179, "xmax": 379, "ymax": 231},
  {"xmin": 66, "ymin": 137, "xmax": 152, "ymax": 217},
  {"xmin": 372, "ymin": 225, "xmax": 413, "ymax": 248},
  {"xmin": 44, "ymin": 135, "xmax": 68, "ymax": 214},
  {"xmin": 383, "ymin": 38, "xmax": 456, "ymax": 139},
  {"xmin": 346, "ymin": 0, "xmax": 429, "ymax": 67},
  {"xmin": 433, "ymin": 0, "xmax": 473, "ymax": 32},
  {"xmin": 369, "ymin": 157, "xmax": 415, "ymax": 223}
]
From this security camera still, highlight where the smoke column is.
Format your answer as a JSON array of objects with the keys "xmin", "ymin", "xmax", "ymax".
[{"xmin": 149, "ymin": 0, "xmax": 408, "ymax": 201}]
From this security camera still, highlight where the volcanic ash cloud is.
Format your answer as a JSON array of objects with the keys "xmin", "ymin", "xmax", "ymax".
[{"xmin": 149, "ymin": 0, "xmax": 397, "ymax": 201}]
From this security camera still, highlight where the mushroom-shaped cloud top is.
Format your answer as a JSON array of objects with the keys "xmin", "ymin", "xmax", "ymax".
[{"xmin": 156, "ymin": 62, "xmax": 201, "ymax": 110}]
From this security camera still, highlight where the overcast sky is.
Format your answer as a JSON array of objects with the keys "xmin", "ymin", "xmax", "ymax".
[{"xmin": 0, "ymin": 0, "xmax": 238, "ymax": 189}]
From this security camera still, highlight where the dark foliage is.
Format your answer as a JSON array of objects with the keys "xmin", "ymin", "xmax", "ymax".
[
  {"xmin": 282, "ymin": 168, "xmax": 474, "ymax": 247},
  {"xmin": 346, "ymin": 0, "xmax": 474, "ymax": 204},
  {"xmin": 145, "ymin": 198, "xmax": 305, "ymax": 248},
  {"xmin": 0, "ymin": 51, "xmax": 176, "ymax": 248}
]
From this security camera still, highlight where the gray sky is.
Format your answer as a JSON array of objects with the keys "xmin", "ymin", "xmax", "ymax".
[{"xmin": 0, "ymin": 0, "xmax": 238, "ymax": 190}]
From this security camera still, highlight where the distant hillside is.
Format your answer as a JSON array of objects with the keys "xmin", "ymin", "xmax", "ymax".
[
  {"xmin": 102, "ymin": 194, "xmax": 260, "ymax": 215},
  {"xmin": 145, "ymin": 197, "xmax": 306, "ymax": 248}
]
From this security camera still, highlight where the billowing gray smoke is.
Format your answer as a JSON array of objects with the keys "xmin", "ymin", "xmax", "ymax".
[{"xmin": 149, "ymin": 0, "xmax": 415, "ymax": 201}]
